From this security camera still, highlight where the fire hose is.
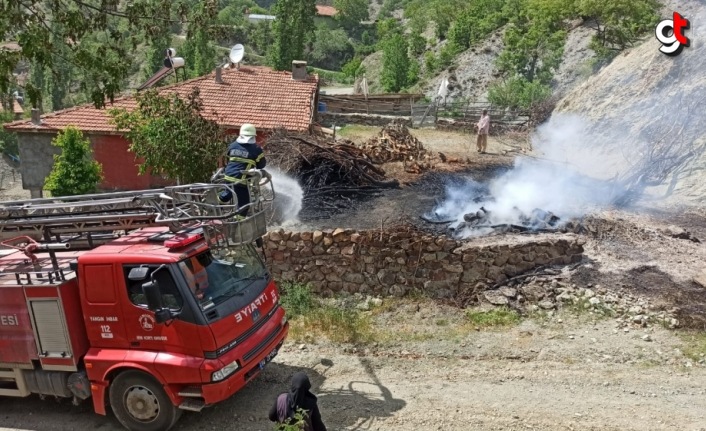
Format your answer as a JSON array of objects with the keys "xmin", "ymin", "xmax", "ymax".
[{"xmin": 0, "ymin": 236, "xmax": 70, "ymax": 270}]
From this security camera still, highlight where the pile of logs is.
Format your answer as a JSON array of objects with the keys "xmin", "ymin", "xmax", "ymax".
[
  {"xmin": 360, "ymin": 121, "xmax": 435, "ymax": 173},
  {"xmin": 266, "ymin": 129, "xmax": 399, "ymax": 195}
]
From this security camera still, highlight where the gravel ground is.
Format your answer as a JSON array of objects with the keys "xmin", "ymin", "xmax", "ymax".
[{"xmin": 2, "ymin": 313, "xmax": 706, "ymax": 431}]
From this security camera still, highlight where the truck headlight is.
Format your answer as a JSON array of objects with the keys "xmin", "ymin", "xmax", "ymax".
[
  {"xmin": 211, "ymin": 360, "xmax": 240, "ymax": 382},
  {"xmin": 281, "ymin": 315, "xmax": 288, "ymax": 326}
]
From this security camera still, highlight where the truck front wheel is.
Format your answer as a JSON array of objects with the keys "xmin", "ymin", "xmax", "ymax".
[{"xmin": 109, "ymin": 370, "xmax": 182, "ymax": 431}]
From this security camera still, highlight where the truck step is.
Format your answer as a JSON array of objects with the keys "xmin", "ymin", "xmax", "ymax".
[
  {"xmin": 178, "ymin": 386, "xmax": 202, "ymax": 397},
  {"xmin": 0, "ymin": 368, "xmax": 30, "ymax": 397},
  {"xmin": 178, "ymin": 398, "xmax": 206, "ymax": 412}
]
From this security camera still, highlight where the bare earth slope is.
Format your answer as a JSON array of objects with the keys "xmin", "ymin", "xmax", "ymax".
[{"xmin": 554, "ymin": 1, "xmax": 706, "ymax": 206}]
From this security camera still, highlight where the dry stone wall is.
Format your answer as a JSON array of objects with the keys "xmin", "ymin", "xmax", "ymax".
[{"xmin": 263, "ymin": 228, "xmax": 584, "ymax": 299}]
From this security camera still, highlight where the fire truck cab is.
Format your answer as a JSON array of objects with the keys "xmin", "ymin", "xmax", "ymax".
[{"xmin": 0, "ymin": 173, "xmax": 289, "ymax": 431}]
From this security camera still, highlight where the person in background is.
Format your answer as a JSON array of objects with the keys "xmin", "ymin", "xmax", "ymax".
[
  {"xmin": 269, "ymin": 372, "xmax": 327, "ymax": 431},
  {"xmin": 475, "ymin": 109, "xmax": 490, "ymax": 154},
  {"xmin": 218, "ymin": 123, "xmax": 266, "ymax": 217}
]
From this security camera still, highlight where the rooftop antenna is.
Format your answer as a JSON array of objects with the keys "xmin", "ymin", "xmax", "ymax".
[{"xmin": 229, "ymin": 44, "xmax": 245, "ymax": 70}]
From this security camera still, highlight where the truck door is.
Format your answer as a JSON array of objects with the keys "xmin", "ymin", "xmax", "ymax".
[
  {"xmin": 81, "ymin": 263, "xmax": 129, "ymax": 349},
  {"xmin": 119, "ymin": 265, "xmax": 203, "ymax": 359}
]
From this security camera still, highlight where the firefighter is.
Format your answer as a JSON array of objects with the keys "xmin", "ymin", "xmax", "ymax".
[{"xmin": 218, "ymin": 123, "xmax": 266, "ymax": 217}]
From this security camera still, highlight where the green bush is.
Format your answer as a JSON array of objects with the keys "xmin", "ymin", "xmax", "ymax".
[
  {"xmin": 44, "ymin": 126, "xmax": 103, "ymax": 197},
  {"xmin": 279, "ymin": 281, "xmax": 315, "ymax": 317},
  {"xmin": 487, "ymin": 76, "xmax": 551, "ymax": 110}
]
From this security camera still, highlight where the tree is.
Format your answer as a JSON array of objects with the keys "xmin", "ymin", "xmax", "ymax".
[
  {"xmin": 496, "ymin": 0, "xmax": 571, "ymax": 85},
  {"xmin": 333, "ymin": 0, "xmax": 369, "ymax": 29},
  {"xmin": 180, "ymin": 1, "xmax": 220, "ymax": 78},
  {"xmin": 308, "ymin": 26, "xmax": 355, "ymax": 71},
  {"xmin": 44, "ymin": 127, "xmax": 103, "ymax": 197},
  {"xmin": 268, "ymin": 0, "xmax": 317, "ymax": 71},
  {"xmin": 381, "ymin": 33, "xmax": 411, "ymax": 93},
  {"xmin": 575, "ymin": 0, "xmax": 660, "ymax": 59},
  {"xmin": 0, "ymin": 0, "xmax": 218, "ymax": 108},
  {"xmin": 109, "ymin": 88, "xmax": 225, "ymax": 184}
]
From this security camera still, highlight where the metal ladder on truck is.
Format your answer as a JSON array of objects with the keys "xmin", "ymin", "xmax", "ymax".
[{"xmin": 0, "ymin": 170, "xmax": 275, "ymax": 279}]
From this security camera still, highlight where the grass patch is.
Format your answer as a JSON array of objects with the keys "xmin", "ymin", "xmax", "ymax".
[
  {"xmin": 280, "ymin": 282, "xmax": 375, "ymax": 345},
  {"xmin": 680, "ymin": 331, "xmax": 706, "ymax": 362},
  {"xmin": 335, "ymin": 124, "xmax": 379, "ymax": 142},
  {"xmin": 465, "ymin": 307, "xmax": 521, "ymax": 329},
  {"xmin": 564, "ymin": 297, "xmax": 616, "ymax": 320}
]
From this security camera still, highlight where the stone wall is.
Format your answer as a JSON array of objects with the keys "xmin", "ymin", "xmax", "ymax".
[
  {"xmin": 318, "ymin": 113, "xmax": 412, "ymax": 128},
  {"xmin": 263, "ymin": 228, "xmax": 584, "ymax": 299}
]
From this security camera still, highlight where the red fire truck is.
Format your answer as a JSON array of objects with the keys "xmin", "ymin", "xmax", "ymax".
[{"xmin": 0, "ymin": 170, "xmax": 289, "ymax": 431}]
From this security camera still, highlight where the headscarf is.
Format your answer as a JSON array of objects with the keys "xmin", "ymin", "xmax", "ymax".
[{"xmin": 289, "ymin": 372, "xmax": 315, "ymax": 412}]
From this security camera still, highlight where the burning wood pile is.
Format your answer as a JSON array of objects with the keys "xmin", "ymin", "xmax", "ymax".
[
  {"xmin": 266, "ymin": 129, "xmax": 399, "ymax": 195},
  {"xmin": 423, "ymin": 202, "xmax": 580, "ymax": 238},
  {"xmin": 453, "ymin": 207, "xmax": 562, "ymax": 233},
  {"xmin": 360, "ymin": 121, "xmax": 434, "ymax": 173}
]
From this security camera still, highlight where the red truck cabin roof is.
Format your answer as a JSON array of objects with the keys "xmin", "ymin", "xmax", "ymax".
[
  {"xmin": 78, "ymin": 227, "xmax": 209, "ymax": 265},
  {"xmin": 0, "ymin": 227, "xmax": 208, "ymax": 273}
]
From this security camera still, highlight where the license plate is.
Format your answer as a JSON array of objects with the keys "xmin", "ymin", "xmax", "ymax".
[{"xmin": 259, "ymin": 348, "xmax": 279, "ymax": 369}]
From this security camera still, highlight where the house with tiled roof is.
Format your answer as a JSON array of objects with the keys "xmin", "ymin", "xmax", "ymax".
[
  {"xmin": 315, "ymin": 5, "xmax": 337, "ymax": 17},
  {"xmin": 0, "ymin": 98, "xmax": 24, "ymax": 120},
  {"xmin": 4, "ymin": 63, "xmax": 320, "ymax": 197}
]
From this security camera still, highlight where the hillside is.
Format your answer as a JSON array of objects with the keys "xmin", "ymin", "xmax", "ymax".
[{"xmin": 552, "ymin": 0, "xmax": 706, "ymax": 205}]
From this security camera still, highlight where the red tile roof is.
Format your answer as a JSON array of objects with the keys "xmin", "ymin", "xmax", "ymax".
[
  {"xmin": 0, "ymin": 100, "xmax": 23, "ymax": 115},
  {"xmin": 316, "ymin": 5, "xmax": 338, "ymax": 17},
  {"xmin": 4, "ymin": 66, "xmax": 319, "ymax": 133}
]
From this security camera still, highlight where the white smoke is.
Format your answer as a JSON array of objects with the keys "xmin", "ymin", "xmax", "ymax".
[
  {"xmin": 267, "ymin": 167, "xmax": 304, "ymax": 227},
  {"xmin": 429, "ymin": 114, "xmax": 625, "ymax": 237}
]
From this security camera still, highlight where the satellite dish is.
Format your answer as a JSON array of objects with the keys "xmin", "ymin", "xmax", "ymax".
[{"xmin": 229, "ymin": 44, "xmax": 245, "ymax": 66}]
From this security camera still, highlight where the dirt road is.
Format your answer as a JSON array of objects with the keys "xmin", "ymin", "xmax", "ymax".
[{"xmin": 3, "ymin": 313, "xmax": 706, "ymax": 431}]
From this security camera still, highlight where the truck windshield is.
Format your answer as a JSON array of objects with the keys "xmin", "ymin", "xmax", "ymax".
[{"xmin": 178, "ymin": 245, "xmax": 267, "ymax": 309}]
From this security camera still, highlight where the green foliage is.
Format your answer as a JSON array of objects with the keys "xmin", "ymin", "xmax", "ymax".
[
  {"xmin": 333, "ymin": 0, "xmax": 369, "ymax": 29},
  {"xmin": 0, "ymin": 112, "xmax": 19, "ymax": 156},
  {"xmin": 381, "ymin": 33, "xmax": 411, "ymax": 92},
  {"xmin": 280, "ymin": 282, "xmax": 375, "ymax": 344},
  {"xmin": 409, "ymin": 33, "xmax": 427, "ymax": 57},
  {"xmin": 180, "ymin": 2, "xmax": 220, "ymax": 78},
  {"xmin": 447, "ymin": 0, "xmax": 508, "ymax": 50},
  {"xmin": 307, "ymin": 66, "xmax": 352, "ymax": 84},
  {"xmin": 268, "ymin": 0, "xmax": 317, "ymax": 71},
  {"xmin": 109, "ymin": 88, "xmax": 225, "ymax": 184},
  {"xmin": 341, "ymin": 56, "xmax": 364, "ymax": 78},
  {"xmin": 274, "ymin": 408, "xmax": 309, "ymax": 431},
  {"xmin": 279, "ymin": 281, "xmax": 315, "ymax": 317},
  {"xmin": 375, "ymin": 18, "xmax": 403, "ymax": 48},
  {"xmin": 576, "ymin": 0, "xmax": 660, "ymax": 58},
  {"xmin": 496, "ymin": 0, "xmax": 571, "ymax": 85},
  {"xmin": 437, "ymin": 42, "xmax": 460, "ymax": 70},
  {"xmin": 0, "ymin": 0, "xmax": 220, "ymax": 108},
  {"xmin": 404, "ymin": 0, "xmax": 466, "ymax": 40},
  {"xmin": 44, "ymin": 127, "xmax": 103, "ymax": 197},
  {"xmin": 465, "ymin": 307, "xmax": 521, "ymax": 328},
  {"xmin": 423, "ymin": 51, "xmax": 438, "ymax": 76},
  {"xmin": 308, "ymin": 26, "xmax": 355, "ymax": 71},
  {"xmin": 487, "ymin": 76, "xmax": 551, "ymax": 110}
]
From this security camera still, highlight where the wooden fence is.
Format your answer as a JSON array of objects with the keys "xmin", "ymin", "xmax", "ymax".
[
  {"xmin": 318, "ymin": 94, "xmax": 530, "ymax": 128},
  {"xmin": 319, "ymin": 94, "xmax": 426, "ymax": 116}
]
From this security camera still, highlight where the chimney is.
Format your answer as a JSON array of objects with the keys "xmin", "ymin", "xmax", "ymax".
[
  {"xmin": 292, "ymin": 60, "xmax": 308, "ymax": 81},
  {"xmin": 31, "ymin": 108, "xmax": 41, "ymax": 126},
  {"xmin": 215, "ymin": 66, "xmax": 223, "ymax": 84}
]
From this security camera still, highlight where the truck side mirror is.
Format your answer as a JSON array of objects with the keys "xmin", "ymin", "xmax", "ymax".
[
  {"xmin": 129, "ymin": 266, "xmax": 150, "ymax": 281},
  {"xmin": 142, "ymin": 280, "xmax": 164, "ymax": 312}
]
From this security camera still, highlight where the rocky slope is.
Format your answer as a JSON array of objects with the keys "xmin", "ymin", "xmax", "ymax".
[{"xmin": 553, "ymin": 0, "xmax": 706, "ymax": 206}]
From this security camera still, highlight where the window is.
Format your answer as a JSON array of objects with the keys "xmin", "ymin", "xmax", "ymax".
[{"xmin": 123, "ymin": 265, "xmax": 184, "ymax": 310}]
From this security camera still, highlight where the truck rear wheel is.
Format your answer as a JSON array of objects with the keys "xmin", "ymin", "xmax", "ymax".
[{"xmin": 109, "ymin": 370, "xmax": 182, "ymax": 431}]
